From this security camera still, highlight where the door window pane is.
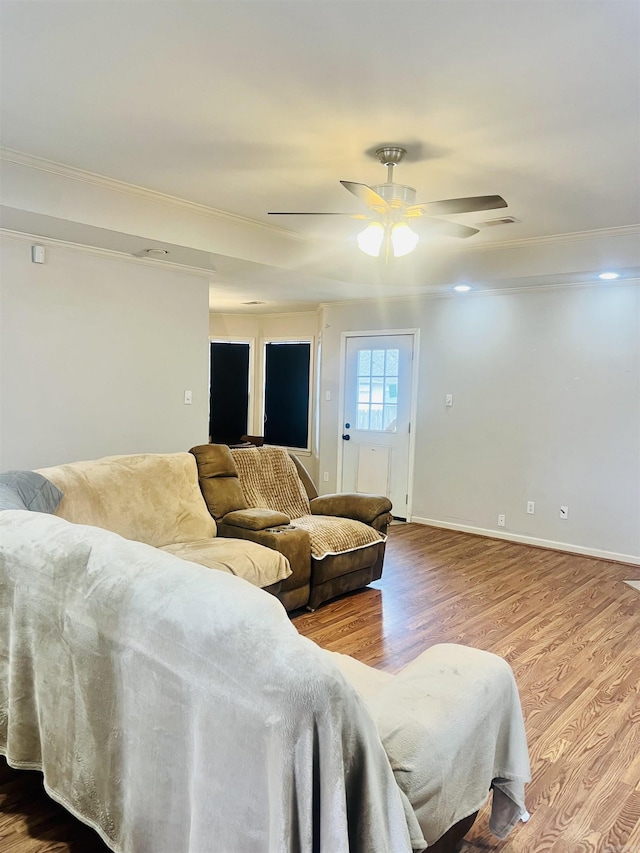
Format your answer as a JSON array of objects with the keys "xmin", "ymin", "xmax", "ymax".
[
  {"xmin": 385, "ymin": 349, "xmax": 399, "ymax": 374},
  {"xmin": 357, "ymin": 404, "xmax": 370, "ymax": 430},
  {"xmin": 383, "ymin": 405, "xmax": 397, "ymax": 431},
  {"xmin": 371, "ymin": 350, "xmax": 385, "ymax": 375},
  {"xmin": 358, "ymin": 379, "xmax": 371, "ymax": 403},
  {"xmin": 358, "ymin": 350, "xmax": 371, "ymax": 375},
  {"xmin": 385, "ymin": 379, "xmax": 397, "ymax": 404},
  {"xmin": 355, "ymin": 347, "xmax": 400, "ymax": 432}
]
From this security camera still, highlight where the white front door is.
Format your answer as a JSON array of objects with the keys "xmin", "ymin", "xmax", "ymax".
[{"xmin": 340, "ymin": 334, "xmax": 414, "ymax": 518}]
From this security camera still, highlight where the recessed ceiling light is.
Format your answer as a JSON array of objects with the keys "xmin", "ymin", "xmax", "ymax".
[
  {"xmin": 598, "ymin": 271, "xmax": 620, "ymax": 280},
  {"xmin": 454, "ymin": 285, "xmax": 472, "ymax": 292}
]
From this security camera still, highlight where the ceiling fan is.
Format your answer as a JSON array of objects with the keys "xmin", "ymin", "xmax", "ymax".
[{"xmin": 268, "ymin": 146, "xmax": 507, "ymax": 258}]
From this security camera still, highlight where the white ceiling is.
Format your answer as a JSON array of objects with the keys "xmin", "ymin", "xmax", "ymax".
[{"xmin": 1, "ymin": 0, "xmax": 639, "ymax": 312}]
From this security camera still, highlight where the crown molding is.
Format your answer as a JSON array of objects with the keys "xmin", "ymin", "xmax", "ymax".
[
  {"xmin": 0, "ymin": 228, "xmax": 214, "ymax": 278},
  {"xmin": 318, "ymin": 276, "xmax": 640, "ymax": 310},
  {"xmin": 209, "ymin": 309, "xmax": 321, "ymax": 319},
  {"xmin": 0, "ymin": 147, "xmax": 308, "ymax": 243},
  {"xmin": 4, "ymin": 148, "xmax": 636, "ymax": 255},
  {"xmin": 465, "ymin": 222, "xmax": 640, "ymax": 253}
]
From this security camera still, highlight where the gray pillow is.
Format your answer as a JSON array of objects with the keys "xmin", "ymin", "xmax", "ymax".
[
  {"xmin": 0, "ymin": 471, "xmax": 63, "ymax": 513},
  {"xmin": 0, "ymin": 483, "xmax": 28, "ymax": 511}
]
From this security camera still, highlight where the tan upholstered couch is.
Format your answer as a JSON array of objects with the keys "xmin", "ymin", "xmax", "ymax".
[
  {"xmin": 189, "ymin": 444, "xmax": 393, "ymax": 611},
  {"xmin": 37, "ymin": 452, "xmax": 291, "ymax": 592}
]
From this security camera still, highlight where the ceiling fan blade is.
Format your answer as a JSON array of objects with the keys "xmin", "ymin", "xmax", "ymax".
[
  {"xmin": 340, "ymin": 181, "xmax": 390, "ymax": 212},
  {"xmin": 406, "ymin": 195, "xmax": 507, "ymax": 217},
  {"xmin": 268, "ymin": 211, "xmax": 370, "ymax": 219},
  {"xmin": 414, "ymin": 219, "xmax": 480, "ymax": 239}
]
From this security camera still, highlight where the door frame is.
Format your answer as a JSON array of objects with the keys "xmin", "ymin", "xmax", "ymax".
[{"xmin": 337, "ymin": 329, "xmax": 420, "ymax": 520}]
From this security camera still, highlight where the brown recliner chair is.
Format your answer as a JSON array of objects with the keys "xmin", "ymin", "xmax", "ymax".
[{"xmin": 189, "ymin": 444, "xmax": 393, "ymax": 611}]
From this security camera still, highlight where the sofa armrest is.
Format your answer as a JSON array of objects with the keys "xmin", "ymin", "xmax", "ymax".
[
  {"xmin": 310, "ymin": 493, "xmax": 392, "ymax": 526},
  {"xmin": 222, "ymin": 507, "xmax": 291, "ymax": 531},
  {"xmin": 216, "ymin": 522, "xmax": 312, "ymax": 605}
]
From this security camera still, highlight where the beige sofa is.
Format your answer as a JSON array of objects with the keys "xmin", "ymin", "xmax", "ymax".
[{"xmin": 38, "ymin": 451, "xmax": 291, "ymax": 592}]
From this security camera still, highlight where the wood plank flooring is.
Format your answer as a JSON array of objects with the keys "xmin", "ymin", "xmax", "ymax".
[{"xmin": 1, "ymin": 523, "xmax": 639, "ymax": 852}]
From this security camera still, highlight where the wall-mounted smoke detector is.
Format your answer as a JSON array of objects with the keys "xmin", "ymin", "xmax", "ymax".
[
  {"xmin": 243, "ymin": 301, "xmax": 265, "ymax": 305},
  {"xmin": 477, "ymin": 216, "xmax": 520, "ymax": 227}
]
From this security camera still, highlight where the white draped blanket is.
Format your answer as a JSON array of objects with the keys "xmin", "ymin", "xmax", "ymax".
[
  {"xmin": 0, "ymin": 512, "xmax": 413, "ymax": 853},
  {"xmin": 0, "ymin": 511, "xmax": 530, "ymax": 852}
]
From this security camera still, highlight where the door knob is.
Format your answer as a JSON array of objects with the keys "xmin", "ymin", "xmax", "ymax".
[{"xmin": 342, "ymin": 434, "xmax": 350, "ymax": 441}]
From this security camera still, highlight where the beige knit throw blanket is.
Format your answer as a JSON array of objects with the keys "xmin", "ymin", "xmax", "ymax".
[{"xmin": 231, "ymin": 447, "xmax": 384, "ymax": 559}]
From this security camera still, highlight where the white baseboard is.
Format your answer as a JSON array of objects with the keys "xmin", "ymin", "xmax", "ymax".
[{"xmin": 409, "ymin": 517, "xmax": 640, "ymax": 567}]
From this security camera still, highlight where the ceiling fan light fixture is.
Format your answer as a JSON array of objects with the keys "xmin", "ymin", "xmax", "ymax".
[
  {"xmin": 390, "ymin": 222, "xmax": 419, "ymax": 257},
  {"xmin": 357, "ymin": 222, "xmax": 385, "ymax": 257}
]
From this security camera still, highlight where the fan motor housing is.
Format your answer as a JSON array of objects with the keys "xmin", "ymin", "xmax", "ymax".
[{"xmin": 371, "ymin": 182, "xmax": 417, "ymax": 209}]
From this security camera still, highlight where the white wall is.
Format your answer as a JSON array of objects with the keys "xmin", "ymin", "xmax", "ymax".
[
  {"xmin": 0, "ymin": 236, "xmax": 210, "ymax": 469},
  {"xmin": 318, "ymin": 283, "xmax": 640, "ymax": 562},
  {"xmin": 209, "ymin": 312, "xmax": 320, "ymax": 481}
]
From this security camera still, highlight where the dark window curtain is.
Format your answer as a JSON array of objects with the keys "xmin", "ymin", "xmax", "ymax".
[
  {"xmin": 264, "ymin": 342, "xmax": 310, "ymax": 449},
  {"xmin": 209, "ymin": 342, "xmax": 250, "ymax": 443}
]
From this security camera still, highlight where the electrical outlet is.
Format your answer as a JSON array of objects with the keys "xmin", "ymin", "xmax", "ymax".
[
  {"xmin": 560, "ymin": 505, "xmax": 569, "ymax": 519},
  {"xmin": 323, "ymin": 472, "xmax": 329, "ymax": 482},
  {"xmin": 498, "ymin": 514, "xmax": 506, "ymax": 527},
  {"xmin": 527, "ymin": 501, "xmax": 535, "ymax": 515}
]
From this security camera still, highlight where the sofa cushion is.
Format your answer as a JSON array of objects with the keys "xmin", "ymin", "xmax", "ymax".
[
  {"xmin": 291, "ymin": 514, "xmax": 384, "ymax": 560},
  {"xmin": 222, "ymin": 508, "xmax": 291, "ymax": 530},
  {"xmin": 38, "ymin": 453, "xmax": 216, "ymax": 548},
  {"xmin": 160, "ymin": 538, "xmax": 291, "ymax": 588},
  {"xmin": 190, "ymin": 444, "xmax": 248, "ymax": 520},
  {"xmin": 0, "ymin": 471, "xmax": 63, "ymax": 513},
  {"xmin": 199, "ymin": 476, "xmax": 248, "ymax": 520},
  {"xmin": 190, "ymin": 443, "xmax": 238, "ymax": 478}
]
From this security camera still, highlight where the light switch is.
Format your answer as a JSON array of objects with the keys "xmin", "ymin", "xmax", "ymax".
[
  {"xmin": 184, "ymin": 390, "xmax": 192, "ymax": 405},
  {"xmin": 445, "ymin": 394, "xmax": 453, "ymax": 407}
]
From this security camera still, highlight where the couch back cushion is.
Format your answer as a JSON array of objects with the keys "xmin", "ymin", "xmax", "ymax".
[
  {"xmin": 190, "ymin": 444, "xmax": 249, "ymax": 521},
  {"xmin": 38, "ymin": 453, "xmax": 216, "ymax": 547},
  {"xmin": 231, "ymin": 446, "xmax": 311, "ymax": 519}
]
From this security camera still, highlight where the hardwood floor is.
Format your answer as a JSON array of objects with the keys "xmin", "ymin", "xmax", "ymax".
[{"xmin": 1, "ymin": 523, "xmax": 639, "ymax": 851}]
